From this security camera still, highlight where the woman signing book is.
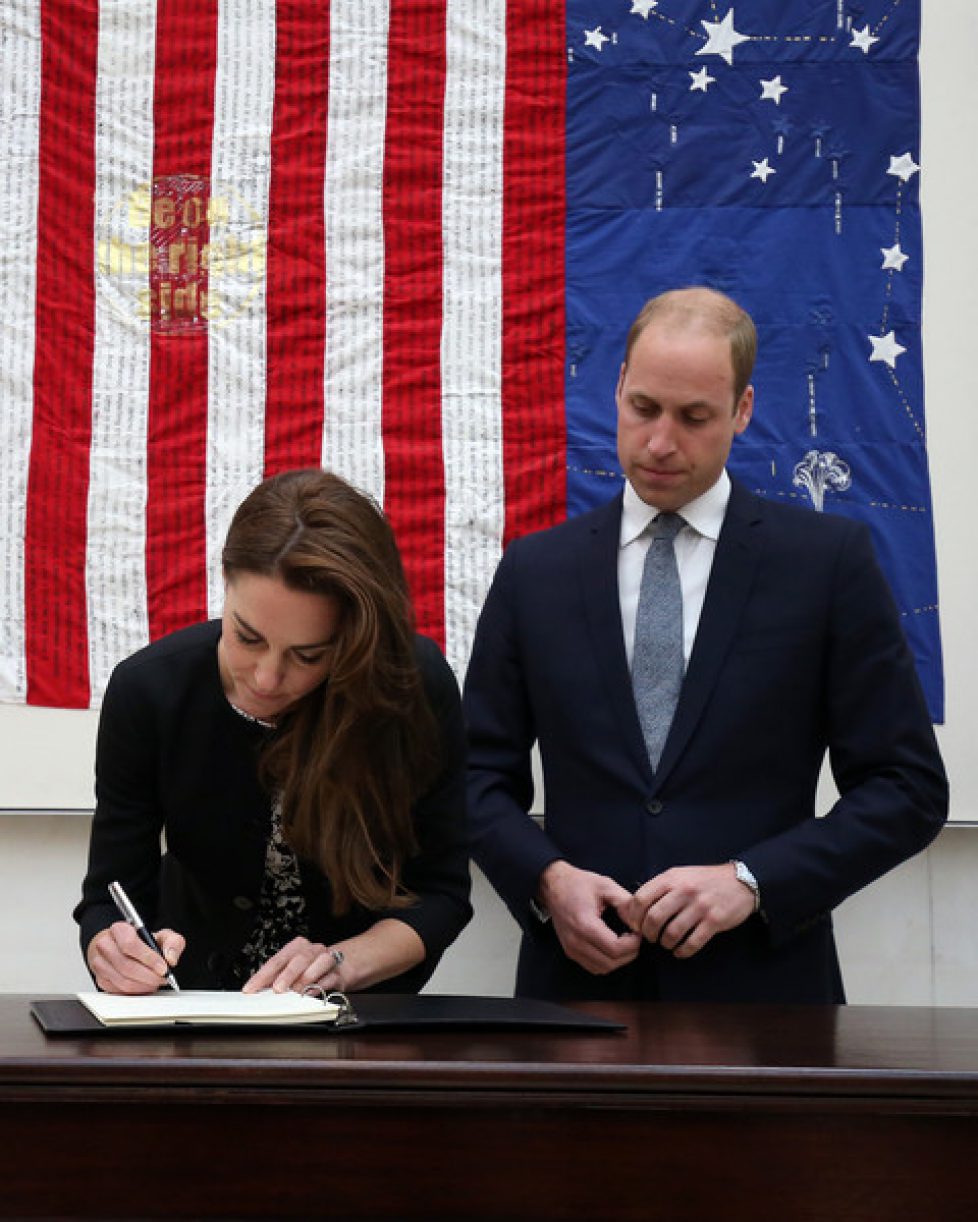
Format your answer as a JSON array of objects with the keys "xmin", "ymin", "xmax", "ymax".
[{"xmin": 75, "ymin": 468, "xmax": 471, "ymax": 995}]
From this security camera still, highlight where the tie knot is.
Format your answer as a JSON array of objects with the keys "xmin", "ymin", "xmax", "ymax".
[{"xmin": 651, "ymin": 512, "xmax": 685, "ymax": 543}]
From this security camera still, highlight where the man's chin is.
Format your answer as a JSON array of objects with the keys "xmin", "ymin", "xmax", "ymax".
[{"xmin": 632, "ymin": 473, "xmax": 687, "ymax": 509}]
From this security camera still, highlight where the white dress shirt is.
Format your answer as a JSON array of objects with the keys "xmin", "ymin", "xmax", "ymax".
[{"xmin": 618, "ymin": 470, "xmax": 731, "ymax": 670}]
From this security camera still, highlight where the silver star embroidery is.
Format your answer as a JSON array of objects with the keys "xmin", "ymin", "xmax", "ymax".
[
  {"xmin": 850, "ymin": 25, "xmax": 880, "ymax": 54},
  {"xmin": 689, "ymin": 67, "xmax": 716, "ymax": 93},
  {"xmin": 881, "ymin": 244, "xmax": 910, "ymax": 272},
  {"xmin": 887, "ymin": 152, "xmax": 920, "ymax": 183},
  {"xmin": 697, "ymin": 8, "xmax": 750, "ymax": 66},
  {"xmin": 868, "ymin": 331, "xmax": 907, "ymax": 368},
  {"xmin": 760, "ymin": 76, "xmax": 788, "ymax": 105}
]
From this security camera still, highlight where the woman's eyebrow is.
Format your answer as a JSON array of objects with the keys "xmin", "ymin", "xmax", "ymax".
[{"xmin": 232, "ymin": 611, "xmax": 334, "ymax": 650}]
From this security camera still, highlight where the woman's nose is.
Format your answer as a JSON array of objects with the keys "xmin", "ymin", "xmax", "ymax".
[{"xmin": 253, "ymin": 656, "xmax": 284, "ymax": 692}]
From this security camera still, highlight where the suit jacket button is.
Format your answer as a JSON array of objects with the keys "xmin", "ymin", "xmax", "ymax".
[
  {"xmin": 232, "ymin": 895, "xmax": 254, "ymax": 911},
  {"xmin": 646, "ymin": 799, "xmax": 664, "ymax": 816}
]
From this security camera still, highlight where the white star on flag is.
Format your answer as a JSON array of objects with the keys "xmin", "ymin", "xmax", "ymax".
[
  {"xmin": 751, "ymin": 158, "xmax": 776, "ymax": 182},
  {"xmin": 881, "ymin": 243, "xmax": 909, "ymax": 272},
  {"xmin": 697, "ymin": 8, "xmax": 750, "ymax": 66},
  {"xmin": 689, "ymin": 67, "xmax": 716, "ymax": 93},
  {"xmin": 868, "ymin": 331, "xmax": 907, "ymax": 368},
  {"xmin": 584, "ymin": 27, "xmax": 610, "ymax": 52},
  {"xmin": 760, "ymin": 76, "xmax": 788, "ymax": 105},
  {"xmin": 630, "ymin": 1, "xmax": 658, "ymax": 18},
  {"xmin": 887, "ymin": 152, "xmax": 920, "ymax": 183},
  {"xmin": 850, "ymin": 25, "xmax": 880, "ymax": 54}
]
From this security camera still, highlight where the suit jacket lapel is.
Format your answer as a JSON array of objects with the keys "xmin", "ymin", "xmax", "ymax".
[
  {"xmin": 654, "ymin": 480, "xmax": 765, "ymax": 785},
  {"xmin": 577, "ymin": 492, "xmax": 653, "ymax": 782}
]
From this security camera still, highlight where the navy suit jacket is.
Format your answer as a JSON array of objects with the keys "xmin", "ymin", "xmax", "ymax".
[{"xmin": 464, "ymin": 480, "xmax": 947, "ymax": 1003}]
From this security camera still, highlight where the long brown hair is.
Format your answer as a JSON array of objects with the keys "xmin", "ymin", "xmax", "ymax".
[{"xmin": 221, "ymin": 468, "xmax": 439, "ymax": 913}]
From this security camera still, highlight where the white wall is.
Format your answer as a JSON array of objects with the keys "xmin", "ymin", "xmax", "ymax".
[
  {"xmin": 1, "ymin": 814, "xmax": 977, "ymax": 1005},
  {"xmin": 2, "ymin": 3, "xmax": 977, "ymax": 1001},
  {"xmin": 921, "ymin": 0, "xmax": 978, "ymax": 829}
]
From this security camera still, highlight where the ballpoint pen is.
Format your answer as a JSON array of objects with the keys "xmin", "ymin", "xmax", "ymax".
[{"xmin": 108, "ymin": 879, "xmax": 181, "ymax": 991}]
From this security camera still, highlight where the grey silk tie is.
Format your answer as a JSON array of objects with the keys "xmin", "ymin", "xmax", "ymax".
[{"xmin": 632, "ymin": 512, "xmax": 685, "ymax": 771}]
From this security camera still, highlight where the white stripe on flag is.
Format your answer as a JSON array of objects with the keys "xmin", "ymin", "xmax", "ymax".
[
  {"xmin": 322, "ymin": 0, "xmax": 390, "ymax": 504},
  {"xmin": 206, "ymin": 0, "xmax": 277, "ymax": 618},
  {"xmin": 441, "ymin": 0, "xmax": 507, "ymax": 678},
  {"xmin": 0, "ymin": 0, "xmax": 42, "ymax": 701},
  {"xmin": 86, "ymin": 0, "xmax": 157, "ymax": 702}
]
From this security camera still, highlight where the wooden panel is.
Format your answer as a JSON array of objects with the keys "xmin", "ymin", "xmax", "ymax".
[{"xmin": 3, "ymin": 998, "xmax": 978, "ymax": 1219}]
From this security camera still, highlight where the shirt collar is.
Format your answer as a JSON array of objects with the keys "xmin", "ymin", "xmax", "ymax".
[{"xmin": 620, "ymin": 470, "xmax": 731, "ymax": 548}]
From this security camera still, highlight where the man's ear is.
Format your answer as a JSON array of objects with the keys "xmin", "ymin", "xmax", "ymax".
[{"xmin": 733, "ymin": 385, "xmax": 753, "ymax": 434}]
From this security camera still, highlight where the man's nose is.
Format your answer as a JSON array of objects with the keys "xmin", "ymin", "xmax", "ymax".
[{"xmin": 645, "ymin": 417, "xmax": 677, "ymax": 455}]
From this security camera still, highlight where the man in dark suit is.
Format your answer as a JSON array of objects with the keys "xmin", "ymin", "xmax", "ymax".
[{"xmin": 464, "ymin": 286, "xmax": 947, "ymax": 1003}]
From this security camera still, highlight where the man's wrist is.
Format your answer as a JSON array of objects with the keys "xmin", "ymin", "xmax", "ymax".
[
  {"xmin": 730, "ymin": 859, "xmax": 761, "ymax": 913},
  {"xmin": 532, "ymin": 859, "xmax": 569, "ymax": 923}
]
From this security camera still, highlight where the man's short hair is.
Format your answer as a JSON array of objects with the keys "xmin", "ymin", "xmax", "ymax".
[{"xmin": 623, "ymin": 287, "xmax": 757, "ymax": 402}]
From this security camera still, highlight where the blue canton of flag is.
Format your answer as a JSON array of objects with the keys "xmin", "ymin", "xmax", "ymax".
[{"xmin": 564, "ymin": 1, "xmax": 943, "ymax": 720}]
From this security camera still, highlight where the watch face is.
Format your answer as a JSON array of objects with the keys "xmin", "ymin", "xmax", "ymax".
[{"xmin": 734, "ymin": 860, "xmax": 757, "ymax": 889}]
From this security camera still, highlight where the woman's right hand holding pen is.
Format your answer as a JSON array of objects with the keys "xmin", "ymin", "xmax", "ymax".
[{"xmin": 86, "ymin": 922, "xmax": 185, "ymax": 994}]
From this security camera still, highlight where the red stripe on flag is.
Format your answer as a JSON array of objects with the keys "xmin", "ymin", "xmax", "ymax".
[
  {"xmin": 264, "ymin": 0, "xmax": 331, "ymax": 476},
  {"xmin": 24, "ymin": 0, "xmax": 100, "ymax": 707},
  {"xmin": 381, "ymin": 0, "xmax": 447, "ymax": 647},
  {"xmin": 144, "ymin": 2, "xmax": 219, "ymax": 641},
  {"xmin": 501, "ymin": 0, "xmax": 567, "ymax": 545}
]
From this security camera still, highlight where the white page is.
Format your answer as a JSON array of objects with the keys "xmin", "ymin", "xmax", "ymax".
[{"xmin": 77, "ymin": 988, "xmax": 341, "ymax": 1026}]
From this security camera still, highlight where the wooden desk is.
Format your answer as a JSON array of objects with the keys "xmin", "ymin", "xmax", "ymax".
[{"xmin": 2, "ymin": 996, "xmax": 977, "ymax": 1220}]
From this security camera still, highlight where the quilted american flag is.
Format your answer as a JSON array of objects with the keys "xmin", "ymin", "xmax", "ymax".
[{"xmin": 0, "ymin": 0, "xmax": 941, "ymax": 719}]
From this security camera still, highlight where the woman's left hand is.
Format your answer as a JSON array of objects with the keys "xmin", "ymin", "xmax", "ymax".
[
  {"xmin": 241, "ymin": 920, "xmax": 425, "ymax": 995},
  {"xmin": 242, "ymin": 936, "xmax": 348, "ymax": 995}
]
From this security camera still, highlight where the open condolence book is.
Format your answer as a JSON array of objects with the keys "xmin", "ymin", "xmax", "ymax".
[
  {"xmin": 76, "ymin": 988, "xmax": 347, "ymax": 1028},
  {"xmin": 31, "ymin": 990, "xmax": 625, "ymax": 1035}
]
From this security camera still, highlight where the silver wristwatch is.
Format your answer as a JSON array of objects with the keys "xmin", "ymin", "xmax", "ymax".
[{"xmin": 730, "ymin": 859, "xmax": 761, "ymax": 912}]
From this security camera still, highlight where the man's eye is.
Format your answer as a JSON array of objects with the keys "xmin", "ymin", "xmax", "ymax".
[{"xmin": 235, "ymin": 630, "xmax": 262, "ymax": 647}]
